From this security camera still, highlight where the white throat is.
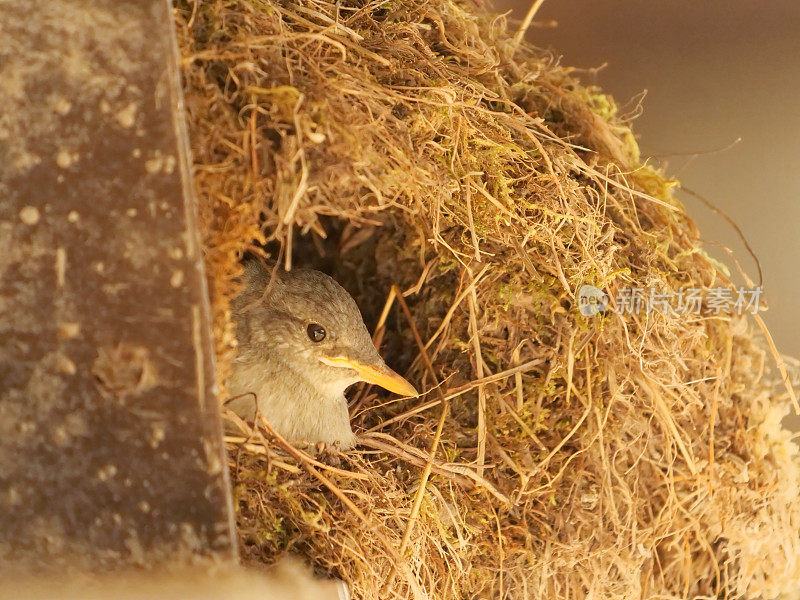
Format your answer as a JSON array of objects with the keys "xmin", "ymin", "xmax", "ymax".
[{"xmin": 226, "ymin": 357, "xmax": 358, "ymax": 449}]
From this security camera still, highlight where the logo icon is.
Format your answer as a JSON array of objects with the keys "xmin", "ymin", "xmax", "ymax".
[{"xmin": 578, "ymin": 284, "xmax": 608, "ymax": 317}]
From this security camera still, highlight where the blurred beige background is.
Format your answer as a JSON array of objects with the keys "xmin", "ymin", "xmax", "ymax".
[{"xmin": 497, "ymin": 0, "xmax": 800, "ymax": 359}]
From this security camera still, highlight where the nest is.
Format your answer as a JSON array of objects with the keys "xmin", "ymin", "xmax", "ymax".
[{"xmin": 175, "ymin": 0, "xmax": 800, "ymax": 598}]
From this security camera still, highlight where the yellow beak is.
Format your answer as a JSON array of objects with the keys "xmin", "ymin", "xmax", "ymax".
[{"xmin": 320, "ymin": 356, "xmax": 418, "ymax": 397}]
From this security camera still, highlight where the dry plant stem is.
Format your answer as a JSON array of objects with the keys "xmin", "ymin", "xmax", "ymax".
[
  {"xmin": 512, "ymin": 0, "xmax": 547, "ymax": 48},
  {"xmin": 708, "ymin": 333, "xmax": 733, "ymax": 496},
  {"xmin": 511, "ymin": 340, "xmax": 526, "ymax": 412},
  {"xmin": 682, "ymin": 186, "xmax": 763, "ymax": 286},
  {"xmin": 259, "ymin": 417, "xmax": 425, "ymax": 600},
  {"xmin": 224, "ymin": 413, "xmax": 371, "ymax": 480},
  {"xmin": 639, "ymin": 376, "xmax": 700, "ymax": 477},
  {"xmin": 527, "ymin": 351, "xmax": 594, "ymax": 483},
  {"xmin": 357, "ymin": 434, "xmax": 474, "ymax": 490},
  {"xmin": 397, "ymin": 407, "xmax": 448, "ymax": 559},
  {"xmin": 711, "ymin": 267, "xmax": 798, "ymax": 412},
  {"xmin": 464, "ymin": 177, "xmax": 481, "ymax": 260},
  {"xmin": 366, "ymin": 358, "xmax": 545, "ymax": 433},
  {"xmin": 249, "ymin": 98, "xmax": 259, "ymax": 177},
  {"xmin": 372, "ymin": 285, "xmax": 397, "ymax": 348},
  {"xmin": 398, "ymin": 404, "xmax": 449, "ymax": 557},
  {"xmin": 235, "ymin": 436, "xmax": 369, "ymax": 479},
  {"xmin": 379, "ymin": 403, "xmax": 450, "ymax": 596},
  {"xmin": 752, "ymin": 311, "xmax": 799, "ymax": 412},
  {"xmin": 422, "ymin": 264, "xmax": 489, "ymax": 353},
  {"xmin": 495, "ymin": 393, "xmax": 546, "ymax": 451},
  {"xmin": 467, "ymin": 265, "xmax": 488, "ymax": 476},
  {"xmin": 224, "ymin": 437, "xmax": 301, "ymax": 474},
  {"xmin": 391, "ymin": 284, "xmax": 438, "ymax": 381},
  {"xmin": 354, "ymin": 285, "xmax": 398, "ymax": 408},
  {"xmin": 402, "ymin": 258, "xmax": 437, "ymax": 297},
  {"xmin": 383, "ymin": 284, "xmax": 452, "ymax": 588},
  {"xmin": 359, "ymin": 434, "xmax": 509, "ymax": 505}
]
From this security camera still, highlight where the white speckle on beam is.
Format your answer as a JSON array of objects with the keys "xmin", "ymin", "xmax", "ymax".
[
  {"xmin": 53, "ymin": 96, "xmax": 72, "ymax": 115},
  {"xmin": 115, "ymin": 102, "xmax": 138, "ymax": 128},
  {"xmin": 58, "ymin": 322, "xmax": 81, "ymax": 339},
  {"xmin": 97, "ymin": 465, "xmax": 118, "ymax": 481},
  {"xmin": 55, "ymin": 247, "xmax": 67, "ymax": 287},
  {"xmin": 145, "ymin": 156, "xmax": 163, "ymax": 173},
  {"xmin": 19, "ymin": 206, "xmax": 40, "ymax": 225},
  {"xmin": 56, "ymin": 354, "xmax": 77, "ymax": 375},
  {"xmin": 56, "ymin": 149, "xmax": 77, "ymax": 169},
  {"xmin": 170, "ymin": 269, "xmax": 184, "ymax": 288}
]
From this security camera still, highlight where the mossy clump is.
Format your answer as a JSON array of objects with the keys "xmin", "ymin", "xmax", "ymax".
[{"xmin": 175, "ymin": 0, "xmax": 800, "ymax": 598}]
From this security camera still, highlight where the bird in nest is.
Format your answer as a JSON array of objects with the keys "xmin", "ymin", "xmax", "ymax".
[{"xmin": 227, "ymin": 259, "xmax": 418, "ymax": 449}]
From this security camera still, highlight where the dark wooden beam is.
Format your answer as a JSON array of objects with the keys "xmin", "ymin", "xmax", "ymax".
[{"xmin": 0, "ymin": 0, "xmax": 236, "ymax": 571}]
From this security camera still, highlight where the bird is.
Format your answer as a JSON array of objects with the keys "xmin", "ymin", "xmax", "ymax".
[{"xmin": 226, "ymin": 259, "xmax": 418, "ymax": 449}]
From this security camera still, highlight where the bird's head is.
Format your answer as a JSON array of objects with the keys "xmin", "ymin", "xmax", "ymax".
[{"xmin": 233, "ymin": 260, "xmax": 418, "ymax": 399}]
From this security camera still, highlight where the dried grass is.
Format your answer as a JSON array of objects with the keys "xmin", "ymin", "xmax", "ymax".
[{"xmin": 174, "ymin": 0, "xmax": 800, "ymax": 597}]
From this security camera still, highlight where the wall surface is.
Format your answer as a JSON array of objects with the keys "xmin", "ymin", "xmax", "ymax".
[{"xmin": 498, "ymin": 0, "xmax": 800, "ymax": 360}]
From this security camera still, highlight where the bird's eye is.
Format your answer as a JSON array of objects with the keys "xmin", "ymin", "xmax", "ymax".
[{"xmin": 306, "ymin": 323, "xmax": 326, "ymax": 342}]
